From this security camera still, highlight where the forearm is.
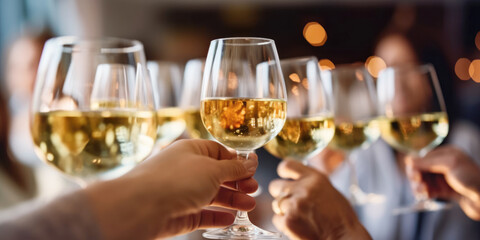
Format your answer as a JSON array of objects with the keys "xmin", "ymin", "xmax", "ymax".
[
  {"xmin": 84, "ymin": 174, "xmax": 173, "ymax": 240},
  {"xmin": 0, "ymin": 191, "xmax": 101, "ymax": 240}
]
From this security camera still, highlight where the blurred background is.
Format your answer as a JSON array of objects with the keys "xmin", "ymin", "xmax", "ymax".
[
  {"xmin": 1, "ymin": 0, "xmax": 480, "ymax": 239},
  {"xmin": 2, "ymin": 0, "xmax": 480, "ymax": 124}
]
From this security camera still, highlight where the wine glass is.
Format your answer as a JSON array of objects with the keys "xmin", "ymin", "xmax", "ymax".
[
  {"xmin": 321, "ymin": 64, "xmax": 384, "ymax": 205},
  {"xmin": 377, "ymin": 64, "xmax": 449, "ymax": 213},
  {"xmin": 179, "ymin": 58, "xmax": 214, "ymax": 140},
  {"xmin": 200, "ymin": 37, "xmax": 286, "ymax": 239},
  {"xmin": 264, "ymin": 56, "xmax": 335, "ymax": 164},
  {"xmin": 148, "ymin": 61, "xmax": 186, "ymax": 148},
  {"xmin": 31, "ymin": 36, "xmax": 157, "ymax": 185}
]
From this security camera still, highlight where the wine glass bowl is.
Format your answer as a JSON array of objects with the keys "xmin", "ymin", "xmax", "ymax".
[
  {"xmin": 31, "ymin": 37, "xmax": 157, "ymax": 184},
  {"xmin": 148, "ymin": 61, "xmax": 186, "ymax": 148},
  {"xmin": 377, "ymin": 64, "xmax": 449, "ymax": 213},
  {"xmin": 322, "ymin": 64, "xmax": 384, "ymax": 205},
  {"xmin": 264, "ymin": 56, "xmax": 335, "ymax": 163},
  {"xmin": 180, "ymin": 59, "xmax": 214, "ymax": 140},
  {"xmin": 200, "ymin": 37, "xmax": 286, "ymax": 239}
]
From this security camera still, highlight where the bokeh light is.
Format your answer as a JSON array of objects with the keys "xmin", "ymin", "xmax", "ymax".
[
  {"xmin": 318, "ymin": 59, "xmax": 335, "ymax": 70},
  {"xmin": 289, "ymin": 73, "xmax": 301, "ymax": 82},
  {"xmin": 455, "ymin": 58, "xmax": 471, "ymax": 81},
  {"xmin": 365, "ymin": 56, "xmax": 386, "ymax": 78},
  {"xmin": 475, "ymin": 31, "xmax": 480, "ymax": 51},
  {"xmin": 468, "ymin": 59, "xmax": 480, "ymax": 83},
  {"xmin": 303, "ymin": 22, "xmax": 327, "ymax": 47}
]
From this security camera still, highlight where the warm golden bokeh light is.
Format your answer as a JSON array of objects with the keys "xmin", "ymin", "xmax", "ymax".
[
  {"xmin": 227, "ymin": 72, "xmax": 238, "ymax": 89},
  {"xmin": 355, "ymin": 70, "xmax": 364, "ymax": 81},
  {"xmin": 289, "ymin": 73, "xmax": 301, "ymax": 82},
  {"xmin": 469, "ymin": 59, "xmax": 480, "ymax": 83},
  {"xmin": 365, "ymin": 56, "xmax": 386, "ymax": 78},
  {"xmin": 318, "ymin": 59, "xmax": 335, "ymax": 71},
  {"xmin": 455, "ymin": 58, "xmax": 471, "ymax": 81},
  {"xmin": 302, "ymin": 78, "xmax": 309, "ymax": 89},
  {"xmin": 303, "ymin": 22, "xmax": 327, "ymax": 47},
  {"xmin": 475, "ymin": 31, "xmax": 480, "ymax": 51}
]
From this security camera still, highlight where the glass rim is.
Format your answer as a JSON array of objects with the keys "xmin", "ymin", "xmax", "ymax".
[
  {"xmin": 380, "ymin": 63, "xmax": 434, "ymax": 75},
  {"xmin": 325, "ymin": 63, "xmax": 367, "ymax": 73},
  {"xmin": 280, "ymin": 56, "xmax": 318, "ymax": 65},
  {"xmin": 212, "ymin": 37, "xmax": 275, "ymax": 46},
  {"xmin": 46, "ymin": 36, "xmax": 144, "ymax": 54}
]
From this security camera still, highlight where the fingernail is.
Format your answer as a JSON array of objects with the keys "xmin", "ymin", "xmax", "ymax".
[{"xmin": 243, "ymin": 159, "xmax": 256, "ymax": 173}]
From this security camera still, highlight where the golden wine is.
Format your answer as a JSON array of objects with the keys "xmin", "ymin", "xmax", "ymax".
[
  {"xmin": 184, "ymin": 108, "xmax": 213, "ymax": 140},
  {"xmin": 378, "ymin": 112, "xmax": 449, "ymax": 155},
  {"xmin": 264, "ymin": 116, "xmax": 335, "ymax": 160},
  {"xmin": 31, "ymin": 110, "xmax": 156, "ymax": 180},
  {"xmin": 328, "ymin": 120, "xmax": 380, "ymax": 152},
  {"xmin": 156, "ymin": 107, "xmax": 186, "ymax": 147},
  {"xmin": 201, "ymin": 98, "xmax": 286, "ymax": 151}
]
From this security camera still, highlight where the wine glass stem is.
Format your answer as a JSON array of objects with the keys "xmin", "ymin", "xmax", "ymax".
[
  {"xmin": 346, "ymin": 151, "xmax": 361, "ymax": 190},
  {"xmin": 234, "ymin": 150, "xmax": 253, "ymax": 226},
  {"xmin": 406, "ymin": 154, "xmax": 428, "ymax": 202}
]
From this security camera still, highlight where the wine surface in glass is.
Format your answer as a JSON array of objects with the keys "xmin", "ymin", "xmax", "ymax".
[
  {"xmin": 328, "ymin": 120, "xmax": 380, "ymax": 152},
  {"xmin": 32, "ymin": 110, "xmax": 157, "ymax": 179},
  {"xmin": 264, "ymin": 116, "xmax": 335, "ymax": 160},
  {"xmin": 378, "ymin": 112, "xmax": 449, "ymax": 155},
  {"xmin": 156, "ymin": 107, "xmax": 186, "ymax": 147},
  {"xmin": 201, "ymin": 98, "xmax": 286, "ymax": 151},
  {"xmin": 184, "ymin": 108, "xmax": 213, "ymax": 139}
]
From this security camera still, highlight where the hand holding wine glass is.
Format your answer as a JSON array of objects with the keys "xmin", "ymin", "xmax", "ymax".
[
  {"xmin": 377, "ymin": 64, "xmax": 449, "ymax": 213},
  {"xmin": 31, "ymin": 37, "xmax": 157, "ymax": 185},
  {"xmin": 200, "ymin": 37, "xmax": 286, "ymax": 239}
]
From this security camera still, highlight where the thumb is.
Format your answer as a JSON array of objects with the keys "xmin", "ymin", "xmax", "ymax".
[{"xmin": 215, "ymin": 154, "xmax": 258, "ymax": 182}]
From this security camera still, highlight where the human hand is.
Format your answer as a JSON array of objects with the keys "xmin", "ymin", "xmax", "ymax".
[
  {"xmin": 308, "ymin": 147, "xmax": 345, "ymax": 175},
  {"xmin": 86, "ymin": 139, "xmax": 258, "ymax": 240},
  {"xmin": 409, "ymin": 145, "xmax": 480, "ymax": 220},
  {"xmin": 269, "ymin": 160, "xmax": 370, "ymax": 240}
]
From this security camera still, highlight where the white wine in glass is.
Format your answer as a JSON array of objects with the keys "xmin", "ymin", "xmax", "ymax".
[
  {"xmin": 31, "ymin": 37, "xmax": 157, "ymax": 185},
  {"xmin": 201, "ymin": 37, "xmax": 286, "ymax": 239},
  {"xmin": 148, "ymin": 61, "xmax": 186, "ymax": 148},
  {"xmin": 264, "ymin": 56, "xmax": 335, "ymax": 163},
  {"xmin": 377, "ymin": 64, "xmax": 449, "ymax": 213},
  {"xmin": 180, "ymin": 59, "xmax": 214, "ymax": 140},
  {"xmin": 322, "ymin": 65, "xmax": 384, "ymax": 205}
]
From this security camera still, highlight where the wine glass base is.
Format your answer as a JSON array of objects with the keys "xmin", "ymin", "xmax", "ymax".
[
  {"xmin": 349, "ymin": 185, "xmax": 386, "ymax": 206},
  {"xmin": 393, "ymin": 199, "xmax": 452, "ymax": 215},
  {"xmin": 203, "ymin": 223, "xmax": 281, "ymax": 239}
]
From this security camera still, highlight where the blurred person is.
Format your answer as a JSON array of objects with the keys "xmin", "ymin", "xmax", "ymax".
[
  {"xmin": 270, "ymin": 31, "xmax": 480, "ymax": 240},
  {"xmin": 1, "ymin": 139, "xmax": 259, "ymax": 240},
  {"xmin": 0, "ymin": 79, "xmax": 36, "ymax": 209},
  {"xmin": 2, "ymin": 33, "xmax": 78, "ymax": 210}
]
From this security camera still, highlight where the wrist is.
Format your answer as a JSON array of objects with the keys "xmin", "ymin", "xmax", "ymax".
[{"xmin": 337, "ymin": 221, "xmax": 371, "ymax": 240}]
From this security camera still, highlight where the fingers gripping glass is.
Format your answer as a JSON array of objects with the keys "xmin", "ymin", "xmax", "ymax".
[{"xmin": 200, "ymin": 37, "xmax": 286, "ymax": 239}]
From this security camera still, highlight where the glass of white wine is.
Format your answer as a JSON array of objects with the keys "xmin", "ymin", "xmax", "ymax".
[
  {"xmin": 377, "ymin": 64, "xmax": 449, "ymax": 213},
  {"xmin": 148, "ymin": 61, "xmax": 186, "ymax": 148},
  {"xmin": 264, "ymin": 56, "xmax": 335, "ymax": 164},
  {"xmin": 31, "ymin": 37, "xmax": 157, "ymax": 185},
  {"xmin": 200, "ymin": 37, "xmax": 286, "ymax": 239},
  {"xmin": 179, "ymin": 58, "xmax": 214, "ymax": 140},
  {"xmin": 322, "ymin": 64, "xmax": 384, "ymax": 205}
]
